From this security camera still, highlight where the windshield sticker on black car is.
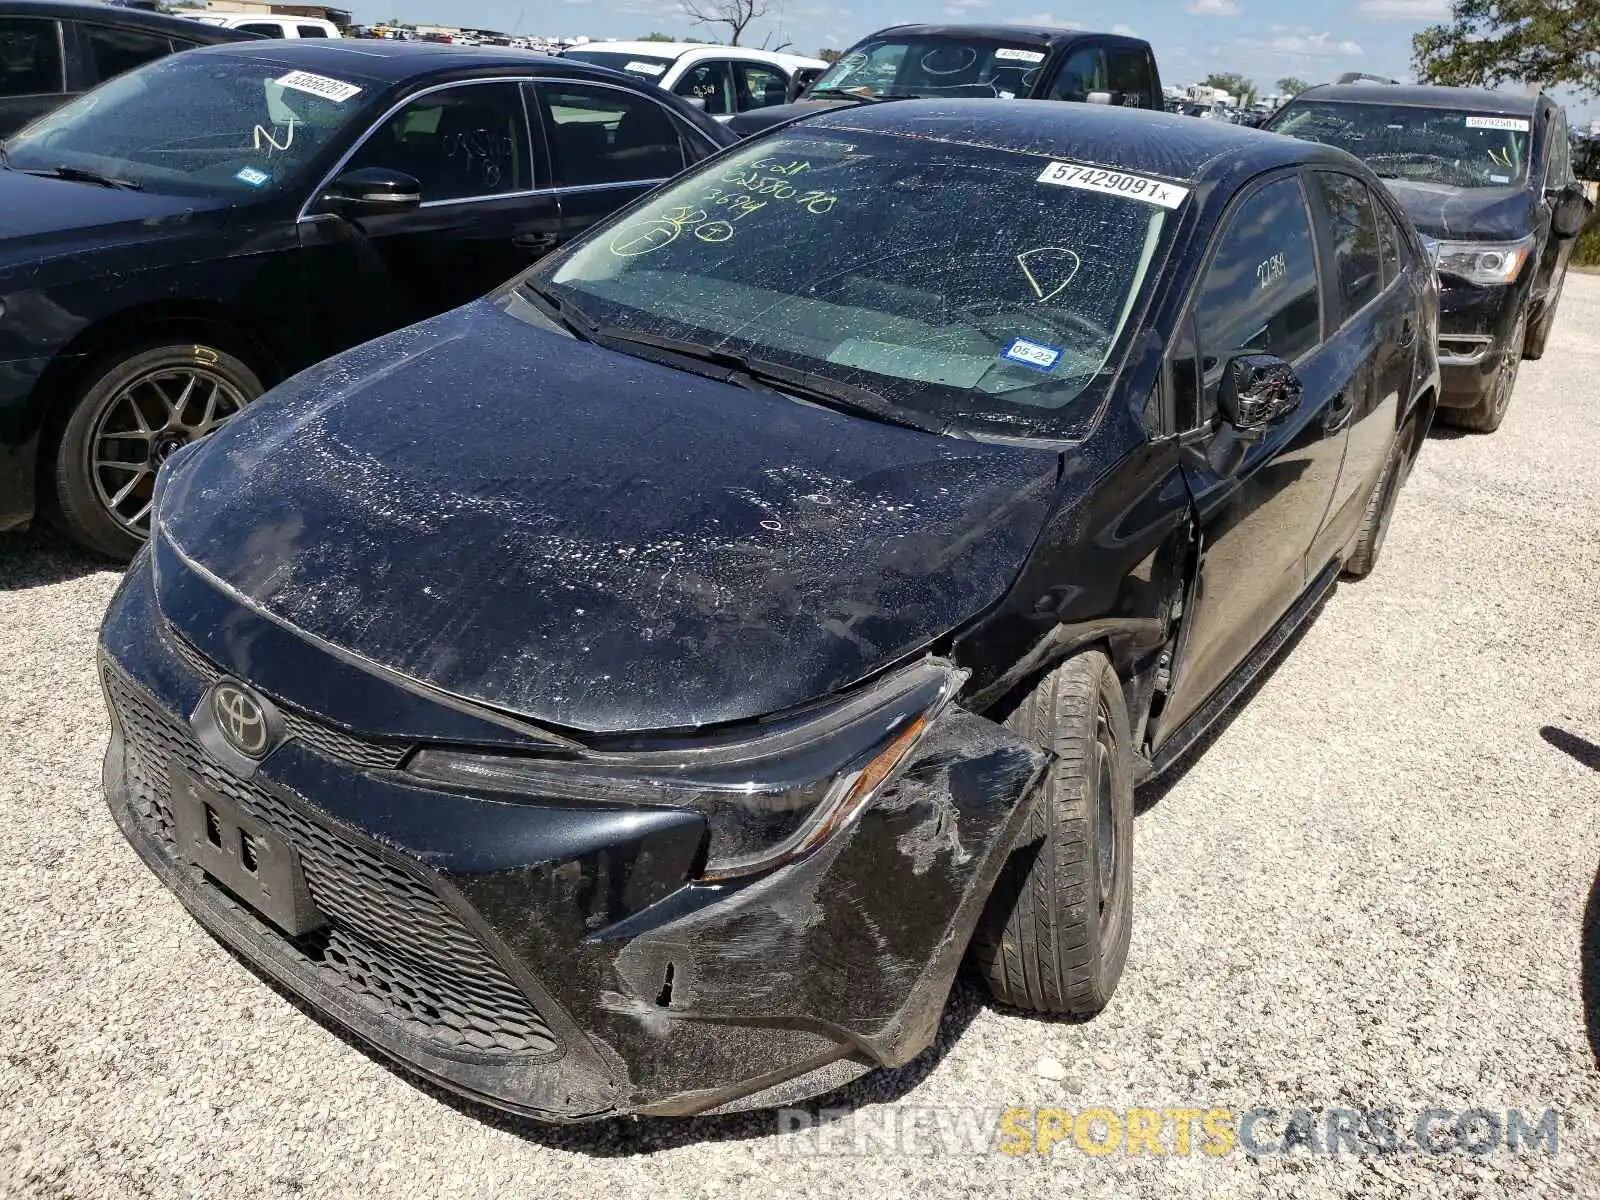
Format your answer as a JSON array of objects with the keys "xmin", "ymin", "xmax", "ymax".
[
  {"xmin": 1036, "ymin": 162, "xmax": 1190, "ymax": 209},
  {"xmin": 1001, "ymin": 337, "xmax": 1063, "ymax": 372},
  {"xmin": 1016, "ymin": 247, "xmax": 1082, "ymax": 302},
  {"xmin": 235, "ymin": 167, "xmax": 271, "ymax": 188},
  {"xmin": 274, "ymin": 71, "xmax": 363, "ymax": 104},
  {"xmin": 995, "ymin": 48, "xmax": 1046, "ymax": 63},
  {"xmin": 1465, "ymin": 115, "xmax": 1530, "ymax": 132},
  {"xmin": 625, "ymin": 61, "xmax": 667, "ymax": 76}
]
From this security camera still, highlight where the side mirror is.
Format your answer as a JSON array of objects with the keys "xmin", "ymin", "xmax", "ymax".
[
  {"xmin": 321, "ymin": 167, "xmax": 422, "ymax": 216},
  {"xmin": 1218, "ymin": 353, "xmax": 1303, "ymax": 439},
  {"xmin": 1551, "ymin": 184, "xmax": 1594, "ymax": 240}
]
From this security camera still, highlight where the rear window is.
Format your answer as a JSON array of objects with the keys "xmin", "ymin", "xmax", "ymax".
[{"xmin": 562, "ymin": 50, "xmax": 675, "ymax": 81}]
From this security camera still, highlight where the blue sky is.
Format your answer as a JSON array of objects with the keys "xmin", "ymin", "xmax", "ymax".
[{"xmin": 360, "ymin": 0, "xmax": 1595, "ymax": 120}]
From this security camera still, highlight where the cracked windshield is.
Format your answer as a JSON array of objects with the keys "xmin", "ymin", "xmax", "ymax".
[{"xmin": 1271, "ymin": 101, "xmax": 1533, "ymax": 188}]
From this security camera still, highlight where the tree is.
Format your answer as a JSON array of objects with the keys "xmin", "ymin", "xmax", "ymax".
[
  {"xmin": 1277, "ymin": 76, "xmax": 1310, "ymax": 96},
  {"xmin": 638, "ymin": 31, "xmax": 676, "ymax": 41},
  {"xmin": 817, "ymin": 47, "xmax": 842, "ymax": 63},
  {"xmin": 679, "ymin": 0, "xmax": 768, "ymax": 46},
  {"xmin": 1413, "ymin": 0, "xmax": 1600, "ymax": 96},
  {"xmin": 1203, "ymin": 72, "xmax": 1258, "ymax": 105}
]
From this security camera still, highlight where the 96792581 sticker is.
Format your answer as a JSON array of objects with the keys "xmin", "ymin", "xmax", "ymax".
[{"xmin": 1036, "ymin": 161, "xmax": 1190, "ymax": 209}]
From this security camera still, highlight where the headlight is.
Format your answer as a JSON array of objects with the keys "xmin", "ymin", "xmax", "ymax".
[
  {"xmin": 1428, "ymin": 235, "xmax": 1536, "ymax": 286},
  {"xmin": 408, "ymin": 659, "xmax": 966, "ymax": 881}
]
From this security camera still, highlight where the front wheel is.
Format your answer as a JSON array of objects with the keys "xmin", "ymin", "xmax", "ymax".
[
  {"xmin": 968, "ymin": 650, "xmax": 1134, "ymax": 1017},
  {"xmin": 50, "ymin": 341, "xmax": 262, "ymax": 559},
  {"xmin": 1439, "ymin": 307, "xmax": 1526, "ymax": 435}
]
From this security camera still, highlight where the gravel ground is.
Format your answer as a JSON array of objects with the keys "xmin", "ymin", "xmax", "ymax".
[{"xmin": 3, "ymin": 279, "xmax": 1598, "ymax": 1200}]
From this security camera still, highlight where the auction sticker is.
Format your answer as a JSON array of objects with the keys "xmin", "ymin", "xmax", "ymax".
[
  {"xmin": 625, "ymin": 60, "xmax": 667, "ymax": 75},
  {"xmin": 1037, "ymin": 161, "xmax": 1190, "ymax": 209},
  {"xmin": 1001, "ymin": 337, "xmax": 1063, "ymax": 372},
  {"xmin": 275, "ymin": 70, "xmax": 363, "ymax": 103},
  {"xmin": 995, "ymin": 47, "xmax": 1046, "ymax": 63},
  {"xmin": 1465, "ymin": 115, "xmax": 1530, "ymax": 132}
]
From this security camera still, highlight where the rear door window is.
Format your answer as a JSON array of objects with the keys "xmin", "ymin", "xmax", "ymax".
[
  {"xmin": 1193, "ymin": 175, "xmax": 1325, "ymax": 415},
  {"xmin": 1046, "ymin": 44, "xmax": 1107, "ymax": 102},
  {"xmin": 673, "ymin": 60, "xmax": 733, "ymax": 116},
  {"xmin": 1107, "ymin": 47, "xmax": 1153, "ymax": 108},
  {"xmin": 536, "ymin": 82, "xmax": 686, "ymax": 187},
  {"xmin": 234, "ymin": 22, "xmax": 285, "ymax": 37},
  {"xmin": 297, "ymin": 24, "xmax": 331, "ymax": 38},
  {"xmin": 0, "ymin": 17, "xmax": 65, "ymax": 97},
  {"xmin": 81, "ymin": 25, "xmax": 173, "ymax": 84},
  {"xmin": 1313, "ymin": 172, "xmax": 1384, "ymax": 321},
  {"xmin": 735, "ymin": 61, "xmax": 789, "ymax": 111}
]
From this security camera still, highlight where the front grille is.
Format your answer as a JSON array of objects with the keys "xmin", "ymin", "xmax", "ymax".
[
  {"xmin": 169, "ymin": 629, "xmax": 411, "ymax": 770},
  {"xmin": 106, "ymin": 662, "xmax": 560, "ymax": 1059}
]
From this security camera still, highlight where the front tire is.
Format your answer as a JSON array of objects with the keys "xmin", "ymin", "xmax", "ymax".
[
  {"xmin": 50, "ymin": 341, "xmax": 261, "ymax": 559},
  {"xmin": 969, "ymin": 650, "xmax": 1134, "ymax": 1017},
  {"xmin": 1439, "ymin": 307, "xmax": 1526, "ymax": 435}
]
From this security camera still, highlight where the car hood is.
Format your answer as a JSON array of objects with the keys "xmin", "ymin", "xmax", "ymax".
[
  {"xmin": 0, "ymin": 168, "xmax": 231, "ymax": 272},
  {"xmin": 159, "ymin": 299, "xmax": 1062, "ymax": 734},
  {"xmin": 1378, "ymin": 178, "xmax": 1537, "ymax": 242},
  {"xmin": 726, "ymin": 97, "xmax": 861, "ymax": 136}
]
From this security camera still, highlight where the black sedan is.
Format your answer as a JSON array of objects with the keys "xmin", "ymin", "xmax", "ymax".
[
  {"xmin": 0, "ymin": 39, "xmax": 734, "ymax": 556},
  {"xmin": 1267, "ymin": 84, "xmax": 1593, "ymax": 432},
  {"xmin": 100, "ymin": 101, "xmax": 1438, "ymax": 1120}
]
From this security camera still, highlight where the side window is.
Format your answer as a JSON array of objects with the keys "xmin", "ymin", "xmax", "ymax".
[
  {"xmin": 538, "ymin": 83, "xmax": 685, "ymax": 187},
  {"xmin": 1107, "ymin": 48, "xmax": 1151, "ymax": 108},
  {"xmin": 1170, "ymin": 313, "xmax": 1203, "ymax": 432},
  {"xmin": 735, "ymin": 62, "xmax": 789, "ymax": 112},
  {"xmin": 234, "ymin": 22, "xmax": 285, "ymax": 37},
  {"xmin": 1546, "ymin": 112, "xmax": 1571, "ymax": 190},
  {"xmin": 673, "ymin": 60, "xmax": 733, "ymax": 116},
  {"xmin": 81, "ymin": 25, "xmax": 173, "ymax": 83},
  {"xmin": 344, "ymin": 83, "xmax": 532, "ymax": 202},
  {"xmin": 297, "ymin": 24, "xmax": 331, "ymax": 39},
  {"xmin": 1375, "ymin": 200, "xmax": 1402, "ymax": 288},
  {"xmin": 1194, "ymin": 176, "xmax": 1324, "ymax": 417},
  {"xmin": 0, "ymin": 17, "xmax": 64, "ymax": 97},
  {"xmin": 1046, "ymin": 45, "xmax": 1107, "ymax": 102},
  {"xmin": 1313, "ymin": 172, "xmax": 1383, "ymax": 320}
]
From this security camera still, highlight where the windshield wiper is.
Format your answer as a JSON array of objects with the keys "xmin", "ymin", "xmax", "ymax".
[
  {"xmin": 20, "ymin": 164, "xmax": 144, "ymax": 191},
  {"xmin": 807, "ymin": 87, "xmax": 914, "ymax": 103},
  {"xmin": 519, "ymin": 280, "xmax": 600, "ymax": 342}
]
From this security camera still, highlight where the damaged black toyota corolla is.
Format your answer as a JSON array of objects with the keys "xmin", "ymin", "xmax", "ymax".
[{"xmin": 100, "ymin": 101, "xmax": 1440, "ymax": 1120}]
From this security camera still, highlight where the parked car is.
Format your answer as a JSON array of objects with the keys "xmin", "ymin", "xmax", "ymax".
[
  {"xmin": 561, "ymin": 41, "xmax": 828, "ymax": 121},
  {"xmin": 0, "ymin": 0, "xmax": 249, "ymax": 136},
  {"xmin": 100, "ymin": 99, "xmax": 1438, "ymax": 1121},
  {"xmin": 0, "ymin": 39, "xmax": 735, "ymax": 556},
  {"xmin": 1267, "ymin": 84, "xmax": 1593, "ymax": 432},
  {"xmin": 725, "ymin": 23, "xmax": 1164, "ymax": 137},
  {"xmin": 194, "ymin": 13, "xmax": 343, "ymax": 39}
]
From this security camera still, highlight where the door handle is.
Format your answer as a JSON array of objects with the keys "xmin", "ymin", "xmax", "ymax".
[
  {"xmin": 1398, "ymin": 317, "xmax": 1416, "ymax": 348},
  {"xmin": 1325, "ymin": 391, "xmax": 1356, "ymax": 433},
  {"xmin": 512, "ymin": 232, "xmax": 560, "ymax": 253}
]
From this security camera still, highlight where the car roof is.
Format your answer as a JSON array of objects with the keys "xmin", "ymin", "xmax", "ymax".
[
  {"xmin": 182, "ymin": 37, "xmax": 574, "ymax": 84},
  {"xmin": 806, "ymin": 98, "xmax": 1358, "ymax": 182},
  {"xmin": 567, "ymin": 41, "xmax": 818, "ymax": 65},
  {"xmin": 866, "ymin": 22, "xmax": 1143, "ymax": 47},
  {"xmin": 0, "ymin": 0, "xmax": 251, "ymax": 40},
  {"xmin": 1292, "ymin": 82, "xmax": 1542, "ymax": 114}
]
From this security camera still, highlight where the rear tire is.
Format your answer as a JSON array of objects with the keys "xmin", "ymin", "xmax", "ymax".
[
  {"xmin": 969, "ymin": 651, "xmax": 1134, "ymax": 1017},
  {"xmin": 49, "ymin": 341, "xmax": 261, "ymax": 559},
  {"xmin": 1342, "ymin": 433, "xmax": 1409, "ymax": 580},
  {"xmin": 1439, "ymin": 307, "xmax": 1526, "ymax": 434}
]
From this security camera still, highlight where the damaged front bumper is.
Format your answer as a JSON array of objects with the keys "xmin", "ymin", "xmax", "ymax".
[
  {"xmin": 99, "ymin": 554, "xmax": 1046, "ymax": 1120},
  {"xmin": 1436, "ymin": 278, "xmax": 1525, "ymax": 409}
]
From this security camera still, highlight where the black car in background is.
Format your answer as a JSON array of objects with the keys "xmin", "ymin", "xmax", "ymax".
[
  {"xmin": 0, "ymin": 39, "xmax": 733, "ymax": 556},
  {"xmin": 725, "ymin": 23, "xmax": 1163, "ymax": 137},
  {"xmin": 0, "ymin": 0, "xmax": 249, "ymax": 136},
  {"xmin": 1268, "ymin": 84, "xmax": 1593, "ymax": 432},
  {"xmin": 101, "ymin": 101, "xmax": 1438, "ymax": 1120}
]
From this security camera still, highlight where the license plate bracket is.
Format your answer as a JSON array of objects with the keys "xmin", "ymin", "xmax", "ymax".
[{"xmin": 170, "ymin": 764, "xmax": 326, "ymax": 938}]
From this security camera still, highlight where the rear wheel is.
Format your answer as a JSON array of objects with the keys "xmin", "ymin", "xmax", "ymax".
[
  {"xmin": 1343, "ymin": 432, "xmax": 1409, "ymax": 580},
  {"xmin": 1439, "ymin": 307, "xmax": 1526, "ymax": 434},
  {"xmin": 50, "ymin": 342, "xmax": 261, "ymax": 559},
  {"xmin": 969, "ymin": 650, "xmax": 1134, "ymax": 1017}
]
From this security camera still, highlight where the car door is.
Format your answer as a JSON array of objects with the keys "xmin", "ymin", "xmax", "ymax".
[
  {"xmin": 300, "ymin": 80, "xmax": 562, "ymax": 340},
  {"xmin": 530, "ymin": 79, "xmax": 703, "ymax": 242},
  {"xmin": 1532, "ymin": 105, "xmax": 1575, "ymax": 305},
  {"xmin": 0, "ymin": 16, "xmax": 69, "ymax": 138},
  {"xmin": 1303, "ymin": 170, "xmax": 1402, "ymax": 569},
  {"xmin": 1151, "ymin": 172, "xmax": 1348, "ymax": 743}
]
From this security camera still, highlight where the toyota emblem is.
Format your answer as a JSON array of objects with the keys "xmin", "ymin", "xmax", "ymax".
[{"xmin": 212, "ymin": 682, "xmax": 271, "ymax": 759}]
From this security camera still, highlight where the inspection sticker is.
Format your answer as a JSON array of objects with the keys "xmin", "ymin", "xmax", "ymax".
[
  {"xmin": 1001, "ymin": 337, "xmax": 1063, "ymax": 372},
  {"xmin": 995, "ymin": 47, "xmax": 1047, "ymax": 63},
  {"xmin": 1037, "ymin": 161, "xmax": 1190, "ymax": 209},
  {"xmin": 235, "ymin": 166, "xmax": 271, "ymax": 188},
  {"xmin": 1465, "ymin": 115, "xmax": 1530, "ymax": 132},
  {"xmin": 274, "ymin": 70, "xmax": 363, "ymax": 103},
  {"xmin": 625, "ymin": 60, "xmax": 667, "ymax": 75}
]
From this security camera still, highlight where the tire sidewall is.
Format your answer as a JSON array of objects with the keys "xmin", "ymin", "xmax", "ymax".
[
  {"xmin": 52, "ymin": 342, "xmax": 262, "ymax": 559},
  {"xmin": 1080, "ymin": 656, "xmax": 1135, "ymax": 1005}
]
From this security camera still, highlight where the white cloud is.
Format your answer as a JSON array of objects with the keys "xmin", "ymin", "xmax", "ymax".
[
  {"xmin": 943, "ymin": 0, "xmax": 990, "ymax": 14},
  {"xmin": 1111, "ymin": 22, "xmax": 1138, "ymax": 36},
  {"xmin": 1352, "ymin": 0, "xmax": 1449, "ymax": 18},
  {"xmin": 1234, "ymin": 30, "xmax": 1364, "ymax": 58},
  {"xmin": 1186, "ymin": 0, "xmax": 1242, "ymax": 15},
  {"xmin": 1005, "ymin": 12, "xmax": 1076, "ymax": 25}
]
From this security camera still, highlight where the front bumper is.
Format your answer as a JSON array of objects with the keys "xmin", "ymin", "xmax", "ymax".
[
  {"xmin": 99, "ymin": 554, "xmax": 1045, "ymax": 1120},
  {"xmin": 1435, "ymin": 279, "xmax": 1525, "ymax": 409}
]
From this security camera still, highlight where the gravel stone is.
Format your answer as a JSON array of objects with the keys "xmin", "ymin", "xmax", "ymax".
[{"xmin": 3, "ymin": 278, "xmax": 1598, "ymax": 1198}]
